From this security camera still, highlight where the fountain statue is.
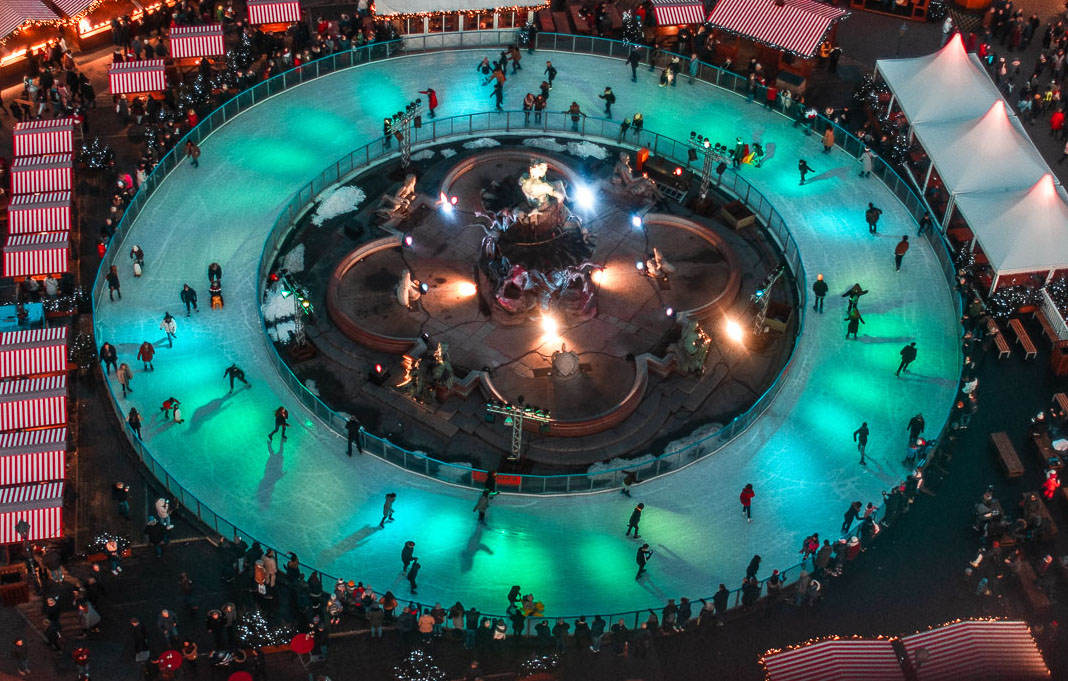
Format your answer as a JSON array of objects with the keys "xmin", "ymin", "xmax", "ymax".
[
  {"xmin": 611, "ymin": 152, "xmax": 664, "ymax": 201},
  {"xmin": 644, "ymin": 247, "xmax": 677, "ymax": 280},
  {"xmin": 396, "ymin": 268, "xmax": 422, "ymax": 310},
  {"xmin": 672, "ymin": 313, "xmax": 711, "ymax": 375},
  {"xmin": 519, "ymin": 160, "xmax": 569, "ymax": 212},
  {"xmin": 429, "ymin": 342, "xmax": 455, "ymax": 390},
  {"xmin": 551, "ymin": 342, "xmax": 581, "ymax": 381},
  {"xmin": 375, "ymin": 174, "xmax": 418, "ymax": 223}
]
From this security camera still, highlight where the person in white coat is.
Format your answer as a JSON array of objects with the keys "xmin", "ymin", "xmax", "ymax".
[
  {"xmin": 155, "ymin": 497, "xmax": 174, "ymax": 529},
  {"xmin": 859, "ymin": 147, "xmax": 874, "ymax": 178}
]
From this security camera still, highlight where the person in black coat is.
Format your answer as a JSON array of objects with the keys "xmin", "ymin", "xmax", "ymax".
[
  {"xmin": 401, "ymin": 540, "xmax": 415, "ymax": 573},
  {"xmin": 635, "ymin": 544, "xmax": 652, "ymax": 579},
  {"xmin": 626, "ymin": 503, "xmax": 644, "ymax": 538},
  {"xmin": 346, "ymin": 416, "xmax": 361, "ymax": 456},
  {"xmin": 812, "ymin": 274, "xmax": 828, "ymax": 312},
  {"xmin": 745, "ymin": 554, "xmax": 761, "ymax": 579},
  {"xmin": 896, "ymin": 342, "xmax": 917, "ymax": 376},
  {"xmin": 208, "ymin": 262, "xmax": 222, "ymax": 282},
  {"xmin": 100, "ymin": 342, "xmax": 118, "ymax": 373},
  {"xmin": 407, "ymin": 558, "xmax": 420, "ymax": 593},
  {"xmin": 180, "ymin": 284, "xmax": 198, "ymax": 315}
]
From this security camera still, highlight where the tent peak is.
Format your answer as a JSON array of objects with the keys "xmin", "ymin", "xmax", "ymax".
[{"xmin": 1032, "ymin": 173, "xmax": 1057, "ymax": 198}]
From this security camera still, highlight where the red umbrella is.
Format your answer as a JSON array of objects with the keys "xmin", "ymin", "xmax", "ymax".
[
  {"xmin": 158, "ymin": 650, "xmax": 183, "ymax": 670},
  {"xmin": 290, "ymin": 633, "xmax": 314, "ymax": 655},
  {"xmin": 228, "ymin": 673, "xmax": 253, "ymax": 681}
]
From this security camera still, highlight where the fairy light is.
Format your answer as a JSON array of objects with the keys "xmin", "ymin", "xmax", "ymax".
[
  {"xmin": 234, "ymin": 609, "xmax": 295, "ymax": 648},
  {"xmin": 392, "ymin": 648, "xmax": 446, "ymax": 681}
]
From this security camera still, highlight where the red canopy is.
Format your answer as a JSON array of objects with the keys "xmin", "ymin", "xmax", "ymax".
[
  {"xmin": 247, "ymin": 0, "xmax": 301, "ymax": 24},
  {"xmin": 0, "ymin": 327, "xmax": 68, "ymax": 380},
  {"xmin": 764, "ymin": 639, "xmax": 904, "ymax": 681},
  {"xmin": 0, "ymin": 376, "xmax": 67, "ymax": 432},
  {"xmin": 10, "ymin": 154, "xmax": 74, "ymax": 195},
  {"xmin": 12, "ymin": 118, "xmax": 75, "ymax": 157},
  {"xmin": 169, "ymin": 24, "xmax": 225, "ymax": 58},
  {"xmin": 109, "ymin": 59, "xmax": 167, "ymax": 95},
  {"xmin": 7, "ymin": 192, "xmax": 72, "ymax": 234},
  {"xmin": 900, "ymin": 621, "xmax": 1050, "ymax": 681},
  {"xmin": 652, "ymin": 0, "xmax": 706, "ymax": 25},
  {"xmin": 3, "ymin": 233, "xmax": 70, "ymax": 278},
  {"xmin": 705, "ymin": 0, "xmax": 848, "ymax": 58},
  {"xmin": 0, "ymin": 482, "xmax": 63, "ymax": 544},
  {"xmin": 0, "ymin": 427, "xmax": 66, "ymax": 486}
]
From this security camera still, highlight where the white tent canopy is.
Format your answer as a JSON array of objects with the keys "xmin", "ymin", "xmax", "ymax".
[
  {"xmin": 912, "ymin": 100, "xmax": 1052, "ymax": 195},
  {"xmin": 876, "ymin": 34, "xmax": 1004, "ymax": 125},
  {"xmin": 954, "ymin": 175, "xmax": 1068, "ymax": 276},
  {"xmin": 375, "ymin": 0, "xmax": 526, "ymax": 13}
]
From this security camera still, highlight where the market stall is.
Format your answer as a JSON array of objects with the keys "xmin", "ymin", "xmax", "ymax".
[
  {"xmin": 0, "ymin": 482, "xmax": 64, "ymax": 544},
  {"xmin": 6, "ymin": 192, "xmax": 72, "ymax": 235},
  {"xmin": 374, "ymin": 0, "xmax": 543, "ymax": 35},
  {"xmin": 652, "ymin": 0, "xmax": 706, "ymax": 26},
  {"xmin": 168, "ymin": 23, "xmax": 225, "ymax": 59},
  {"xmin": 899, "ymin": 621, "xmax": 1049, "ymax": 680},
  {"xmin": 0, "ymin": 427, "xmax": 66, "ymax": 486},
  {"xmin": 11, "ymin": 118, "xmax": 76, "ymax": 157},
  {"xmin": 9, "ymin": 155, "xmax": 74, "ymax": 195},
  {"xmin": 0, "ymin": 376, "xmax": 67, "ymax": 432},
  {"xmin": 0, "ymin": 1, "xmax": 58, "ymax": 43},
  {"xmin": 763, "ymin": 638, "xmax": 904, "ymax": 681},
  {"xmin": 703, "ymin": 0, "xmax": 848, "ymax": 79},
  {"xmin": 3, "ymin": 233, "xmax": 70, "ymax": 279},
  {"xmin": 108, "ymin": 58, "xmax": 167, "ymax": 95},
  {"xmin": 247, "ymin": 0, "xmax": 301, "ymax": 28},
  {"xmin": 0, "ymin": 328, "xmax": 69, "ymax": 381}
]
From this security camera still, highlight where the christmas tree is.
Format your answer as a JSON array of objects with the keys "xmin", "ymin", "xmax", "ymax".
[
  {"xmin": 621, "ymin": 11, "xmax": 645, "ymax": 49},
  {"xmin": 77, "ymin": 137, "xmax": 115, "ymax": 170},
  {"xmin": 392, "ymin": 649, "xmax": 446, "ymax": 681},
  {"xmin": 234, "ymin": 609, "xmax": 294, "ymax": 648},
  {"xmin": 69, "ymin": 332, "xmax": 98, "ymax": 369}
]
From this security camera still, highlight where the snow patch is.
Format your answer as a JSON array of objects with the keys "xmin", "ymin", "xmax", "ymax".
[
  {"xmin": 280, "ymin": 244, "xmax": 304, "ymax": 274},
  {"xmin": 267, "ymin": 319, "xmax": 298, "ymax": 344},
  {"xmin": 261, "ymin": 288, "xmax": 294, "ymax": 324},
  {"xmin": 303, "ymin": 379, "xmax": 320, "ymax": 397},
  {"xmin": 586, "ymin": 453, "xmax": 657, "ymax": 476},
  {"xmin": 410, "ymin": 149, "xmax": 436, "ymax": 161},
  {"xmin": 523, "ymin": 137, "xmax": 567, "ymax": 152},
  {"xmin": 311, "ymin": 185, "xmax": 366, "ymax": 226},
  {"xmin": 566, "ymin": 141, "xmax": 607, "ymax": 160},
  {"xmin": 462, "ymin": 137, "xmax": 501, "ymax": 150},
  {"xmin": 441, "ymin": 148, "xmax": 457, "ymax": 158}
]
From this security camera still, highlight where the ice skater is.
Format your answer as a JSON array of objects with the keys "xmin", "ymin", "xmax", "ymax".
[
  {"xmin": 894, "ymin": 236, "xmax": 910, "ymax": 271},
  {"xmin": 180, "ymin": 284, "xmax": 198, "ymax": 315},
  {"xmin": 407, "ymin": 557, "xmax": 420, "ymax": 594},
  {"xmin": 740, "ymin": 483, "xmax": 755, "ymax": 522},
  {"xmin": 223, "ymin": 363, "xmax": 251, "ymax": 392},
  {"xmin": 473, "ymin": 490, "xmax": 491, "ymax": 524},
  {"xmin": 137, "ymin": 341, "xmax": 155, "ymax": 371},
  {"xmin": 185, "ymin": 140, "xmax": 201, "ymax": 168},
  {"xmin": 160, "ymin": 312, "xmax": 177, "ymax": 347},
  {"xmin": 346, "ymin": 415, "xmax": 361, "ymax": 456},
  {"xmin": 544, "ymin": 60, "xmax": 557, "ymax": 88},
  {"xmin": 844, "ymin": 308, "xmax": 864, "ymax": 339},
  {"xmin": 853, "ymin": 422, "xmax": 869, "ymax": 465},
  {"xmin": 117, "ymin": 362, "xmax": 134, "ymax": 397},
  {"xmin": 896, "ymin": 342, "xmax": 917, "ymax": 376},
  {"xmin": 161, "ymin": 397, "xmax": 183, "ymax": 423},
  {"xmin": 379, "ymin": 492, "xmax": 397, "ymax": 527},
  {"xmin": 268, "ymin": 406, "xmax": 289, "ymax": 441},
  {"xmin": 418, "ymin": 88, "xmax": 438, "ymax": 118},
  {"xmin": 106, "ymin": 265, "xmax": 122, "ymax": 301},
  {"xmin": 627, "ymin": 48, "xmax": 641, "ymax": 81},
  {"xmin": 812, "ymin": 274, "xmax": 828, "ymax": 312},
  {"xmin": 798, "ymin": 159, "xmax": 813, "ymax": 185},
  {"xmin": 401, "ymin": 541, "xmax": 416, "ymax": 573},
  {"xmin": 626, "ymin": 503, "xmax": 644, "ymax": 538},
  {"xmin": 620, "ymin": 470, "xmax": 638, "ymax": 497},
  {"xmin": 208, "ymin": 262, "xmax": 222, "ymax": 283},
  {"xmin": 842, "ymin": 284, "xmax": 868, "ymax": 312},
  {"xmin": 635, "ymin": 544, "xmax": 652, "ymax": 579},
  {"xmin": 599, "ymin": 86, "xmax": 616, "ymax": 118},
  {"xmin": 100, "ymin": 342, "xmax": 118, "ymax": 373},
  {"xmin": 865, "ymin": 202, "xmax": 883, "ymax": 234}
]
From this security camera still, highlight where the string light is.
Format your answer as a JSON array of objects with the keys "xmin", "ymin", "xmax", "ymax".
[
  {"xmin": 234, "ymin": 609, "xmax": 295, "ymax": 648},
  {"xmin": 369, "ymin": 2, "xmax": 547, "ymax": 21},
  {"xmin": 88, "ymin": 532, "xmax": 130, "ymax": 554},
  {"xmin": 392, "ymin": 648, "xmax": 446, "ymax": 681}
]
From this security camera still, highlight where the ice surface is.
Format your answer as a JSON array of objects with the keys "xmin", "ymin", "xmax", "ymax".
[{"xmin": 95, "ymin": 50, "xmax": 959, "ymax": 619}]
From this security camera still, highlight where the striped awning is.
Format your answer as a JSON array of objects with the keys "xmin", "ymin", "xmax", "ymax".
[
  {"xmin": 247, "ymin": 0, "xmax": 301, "ymax": 24},
  {"xmin": 3, "ymin": 233, "xmax": 70, "ymax": 279},
  {"xmin": 705, "ymin": 0, "xmax": 848, "ymax": 58},
  {"xmin": 0, "ymin": 328, "xmax": 68, "ymax": 380},
  {"xmin": 10, "ymin": 155, "xmax": 74, "ymax": 195},
  {"xmin": 49, "ymin": 0, "xmax": 96, "ymax": 19},
  {"xmin": 0, "ymin": 427, "xmax": 66, "ymax": 486},
  {"xmin": 0, "ymin": 482, "xmax": 63, "ymax": 544},
  {"xmin": 0, "ymin": 376, "xmax": 67, "ymax": 432},
  {"xmin": 169, "ymin": 23, "xmax": 225, "ymax": 58},
  {"xmin": 108, "ymin": 59, "xmax": 167, "ymax": 95},
  {"xmin": 12, "ymin": 118, "xmax": 75, "ymax": 157},
  {"xmin": 764, "ymin": 639, "xmax": 905, "ymax": 681},
  {"xmin": 900, "ymin": 621, "xmax": 1050, "ymax": 680},
  {"xmin": 652, "ymin": 0, "xmax": 706, "ymax": 25},
  {"xmin": 7, "ymin": 192, "xmax": 72, "ymax": 235},
  {"xmin": 0, "ymin": 1, "xmax": 58, "ymax": 42}
]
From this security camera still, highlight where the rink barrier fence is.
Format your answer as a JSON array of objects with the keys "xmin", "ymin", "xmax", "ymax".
[{"xmin": 89, "ymin": 30, "xmax": 963, "ymax": 627}]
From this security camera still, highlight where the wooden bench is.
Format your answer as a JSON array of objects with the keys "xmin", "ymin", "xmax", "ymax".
[
  {"xmin": 1053, "ymin": 392, "xmax": 1068, "ymax": 420},
  {"xmin": 1032, "ymin": 432, "xmax": 1063, "ymax": 470},
  {"xmin": 1034, "ymin": 309, "xmax": 1059, "ymax": 345},
  {"xmin": 1021, "ymin": 492, "xmax": 1059, "ymax": 539},
  {"xmin": 552, "ymin": 11, "xmax": 572, "ymax": 34},
  {"xmin": 987, "ymin": 317, "xmax": 1011, "ymax": 360},
  {"xmin": 991, "ymin": 432, "xmax": 1024, "ymax": 478},
  {"xmin": 1016, "ymin": 561, "xmax": 1052, "ymax": 611},
  {"xmin": 536, "ymin": 9, "xmax": 554, "ymax": 32},
  {"xmin": 1008, "ymin": 318, "xmax": 1037, "ymax": 360}
]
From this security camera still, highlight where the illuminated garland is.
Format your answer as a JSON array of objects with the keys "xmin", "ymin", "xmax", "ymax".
[
  {"xmin": 369, "ymin": 2, "xmax": 548, "ymax": 20},
  {"xmin": 392, "ymin": 648, "xmax": 446, "ymax": 681},
  {"xmin": 988, "ymin": 283, "xmax": 1041, "ymax": 320},
  {"xmin": 1047, "ymin": 276, "xmax": 1068, "ymax": 315},
  {"xmin": 234, "ymin": 609, "xmax": 294, "ymax": 648},
  {"xmin": 519, "ymin": 652, "xmax": 560, "ymax": 675},
  {"xmin": 87, "ymin": 532, "xmax": 130, "ymax": 554},
  {"xmin": 701, "ymin": 11, "xmax": 851, "ymax": 60}
]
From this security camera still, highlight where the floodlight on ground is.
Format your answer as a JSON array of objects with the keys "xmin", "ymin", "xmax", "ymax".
[
  {"xmin": 575, "ymin": 184, "xmax": 595, "ymax": 212},
  {"xmin": 590, "ymin": 268, "xmax": 604, "ymax": 285},
  {"xmin": 725, "ymin": 318, "xmax": 745, "ymax": 345},
  {"xmin": 631, "ymin": 215, "xmax": 643, "ymax": 229},
  {"xmin": 541, "ymin": 315, "xmax": 559, "ymax": 340},
  {"xmin": 402, "ymin": 234, "xmax": 414, "ymax": 248},
  {"xmin": 458, "ymin": 282, "xmax": 477, "ymax": 297}
]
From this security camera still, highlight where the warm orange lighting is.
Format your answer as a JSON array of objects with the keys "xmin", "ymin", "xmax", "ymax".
[
  {"xmin": 725, "ymin": 318, "xmax": 745, "ymax": 345},
  {"xmin": 540, "ymin": 315, "xmax": 558, "ymax": 340},
  {"xmin": 590, "ymin": 268, "xmax": 604, "ymax": 285},
  {"xmin": 458, "ymin": 282, "xmax": 477, "ymax": 296}
]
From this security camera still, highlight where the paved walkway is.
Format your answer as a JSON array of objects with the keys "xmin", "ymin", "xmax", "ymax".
[{"xmin": 92, "ymin": 47, "xmax": 959, "ymax": 618}]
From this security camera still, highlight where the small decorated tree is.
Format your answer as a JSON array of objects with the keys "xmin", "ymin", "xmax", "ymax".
[
  {"xmin": 392, "ymin": 648, "xmax": 446, "ymax": 681},
  {"xmin": 621, "ymin": 11, "xmax": 645, "ymax": 49}
]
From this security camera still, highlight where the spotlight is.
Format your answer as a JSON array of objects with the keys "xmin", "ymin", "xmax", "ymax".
[
  {"xmin": 439, "ymin": 192, "xmax": 454, "ymax": 215},
  {"xmin": 665, "ymin": 307, "xmax": 674, "ymax": 317},
  {"xmin": 703, "ymin": 138, "xmax": 711, "ymax": 149},
  {"xmin": 402, "ymin": 234, "xmax": 414, "ymax": 248},
  {"xmin": 369, "ymin": 363, "xmax": 390, "ymax": 385},
  {"xmin": 725, "ymin": 318, "xmax": 745, "ymax": 344},
  {"xmin": 674, "ymin": 166, "xmax": 684, "ymax": 175},
  {"xmin": 631, "ymin": 215, "xmax": 643, "ymax": 229},
  {"xmin": 541, "ymin": 315, "xmax": 558, "ymax": 339},
  {"xmin": 635, "ymin": 260, "xmax": 645, "ymax": 271},
  {"xmin": 575, "ymin": 184, "xmax": 595, "ymax": 212},
  {"xmin": 420, "ymin": 283, "xmax": 429, "ymax": 294},
  {"xmin": 450, "ymin": 195, "xmax": 458, "ymax": 205},
  {"xmin": 590, "ymin": 268, "xmax": 604, "ymax": 285},
  {"xmin": 458, "ymin": 282, "xmax": 477, "ymax": 296}
]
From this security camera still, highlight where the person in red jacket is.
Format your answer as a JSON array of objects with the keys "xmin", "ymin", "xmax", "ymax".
[
  {"xmin": 739, "ymin": 483, "xmax": 755, "ymax": 522},
  {"xmin": 419, "ymin": 88, "xmax": 438, "ymax": 118},
  {"xmin": 136, "ymin": 341, "xmax": 155, "ymax": 371},
  {"xmin": 1051, "ymin": 108, "xmax": 1065, "ymax": 138}
]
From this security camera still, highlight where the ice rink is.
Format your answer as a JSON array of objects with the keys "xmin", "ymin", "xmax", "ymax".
[{"xmin": 93, "ymin": 48, "xmax": 960, "ymax": 618}]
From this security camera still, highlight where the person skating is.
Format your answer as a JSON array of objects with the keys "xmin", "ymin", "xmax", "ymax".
[
  {"xmin": 419, "ymin": 88, "xmax": 438, "ymax": 118},
  {"xmin": 185, "ymin": 140, "xmax": 201, "ymax": 168},
  {"xmin": 533, "ymin": 94, "xmax": 546, "ymax": 124},
  {"xmin": 180, "ymin": 284, "xmax": 198, "ymax": 315},
  {"xmin": 508, "ymin": 44, "xmax": 522, "ymax": 73},
  {"xmin": 635, "ymin": 543, "xmax": 652, "ymax": 579},
  {"xmin": 401, "ymin": 540, "xmax": 416, "ymax": 573},
  {"xmin": 137, "ymin": 341, "xmax": 155, "ymax": 370},
  {"xmin": 853, "ymin": 422, "xmax": 869, "ymax": 465},
  {"xmin": 130, "ymin": 244, "xmax": 145, "ymax": 274},
  {"xmin": 379, "ymin": 492, "xmax": 397, "ymax": 528},
  {"xmin": 907, "ymin": 413, "xmax": 925, "ymax": 446},
  {"xmin": 812, "ymin": 273, "xmax": 828, "ymax": 312},
  {"xmin": 865, "ymin": 202, "xmax": 883, "ymax": 234},
  {"xmin": 798, "ymin": 159, "xmax": 813, "ymax": 185},
  {"xmin": 897, "ymin": 342, "xmax": 917, "ymax": 376},
  {"xmin": 858, "ymin": 146, "xmax": 874, "ymax": 177},
  {"xmin": 732, "ymin": 137, "xmax": 744, "ymax": 168},
  {"xmin": 544, "ymin": 60, "xmax": 557, "ymax": 88},
  {"xmin": 127, "ymin": 408, "xmax": 142, "ymax": 439},
  {"xmin": 100, "ymin": 341, "xmax": 118, "ymax": 373},
  {"xmin": 599, "ymin": 86, "xmax": 616, "ymax": 118},
  {"xmin": 539, "ymin": 80, "xmax": 550, "ymax": 102},
  {"xmin": 627, "ymin": 48, "xmax": 641, "ymax": 82},
  {"xmin": 346, "ymin": 415, "xmax": 361, "ymax": 456},
  {"xmin": 626, "ymin": 502, "xmax": 644, "ymax": 538},
  {"xmin": 842, "ymin": 283, "xmax": 868, "ymax": 312},
  {"xmin": 618, "ymin": 117, "xmax": 630, "ymax": 142},
  {"xmin": 407, "ymin": 557, "xmax": 420, "ymax": 594},
  {"xmin": 894, "ymin": 235, "xmax": 910, "ymax": 271},
  {"xmin": 522, "ymin": 92, "xmax": 534, "ymax": 125},
  {"xmin": 160, "ymin": 312, "xmax": 177, "ymax": 347},
  {"xmin": 117, "ymin": 362, "xmax": 134, "ymax": 397},
  {"xmin": 268, "ymin": 406, "xmax": 289, "ymax": 441},
  {"xmin": 740, "ymin": 483, "xmax": 755, "ymax": 521},
  {"xmin": 841, "ymin": 500, "xmax": 862, "ymax": 533},
  {"xmin": 821, "ymin": 125, "xmax": 834, "ymax": 153},
  {"xmin": 490, "ymin": 81, "xmax": 503, "ymax": 111},
  {"xmin": 564, "ymin": 101, "xmax": 585, "ymax": 132},
  {"xmin": 223, "ymin": 363, "xmax": 251, "ymax": 392},
  {"xmin": 161, "ymin": 396, "xmax": 181, "ymax": 421},
  {"xmin": 917, "ymin": 212, "xmax": 933, "ymax": 236},
  {"xmin": 208, "ymin": 262, "xmax": 222, "ymax": 282},
  {"xmin": 844, "ymin": 308, "xmax": 864, "ymax": 339},
  {"xmin": 620, "ymin": 470, "xmax": 638, "ymax": 497},
  {"xmin": 106, "ymin": 265, "xmax": 122, "ymax": 300},
  {"xmin": 473, "ymin": 490, "xmax": 491, "ymax": 523}
]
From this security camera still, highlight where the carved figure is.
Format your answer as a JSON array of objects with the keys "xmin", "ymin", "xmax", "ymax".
[
  {"xmin": 644, "ymin": 247, "xmax": 677, "ymax": 280},
  {"xmin": 396, "ymin": 268, "xmax": 422, "ymax": 309},
  {"xmin": 375, "ymin": 174, "xmax": 418, "ymax": 220},
  {"xmin": 612, "ymin": 152, "xmax": 664, "ymax": 200},
  {"xmin": 519, "ymin": 160, "xmax": 569, "ymax": 212},
  {"xmin": 672, "ymin": 313, "xmax": 711, "ymax": 375},
  {"xmin": 551, "ymin": 342, "xmax": 581, "ymax": 380}
]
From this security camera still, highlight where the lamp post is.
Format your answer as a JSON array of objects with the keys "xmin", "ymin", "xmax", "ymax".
[{"xmin": 486, "ymin": 401, "xmax": 552, "ymax": 461}]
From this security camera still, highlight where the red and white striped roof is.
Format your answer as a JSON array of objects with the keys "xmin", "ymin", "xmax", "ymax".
[
  {"xmin": 705, "ymin": 0, "xmax": 848, "ymax": 58},
  {"xmin": 7, "ymin": 191, "xmax": 72, "ymax": 234},
  {"xmin": 10, "ymin": 154, "xmax": 74, "ymax": 195},
  {"xmin": 169, "ymin": 23, "xmax": 225, "ymax": 58},
  {"xmin": 0, "ymin": 377, "xmax": 67, "ymax": 432},
  {"xmin": 0, "ymin": 482, "xmax": 63, "ymax": 544},
  {"xmin": 0, "ymin": 327, "xmax": 68, "ymax": 380},
  {"xmin": 108, "ymin": 59, "xmax": 168, "ymax": 95},
  {"xmin": 0, "ymin": 1, "xmax": 58, "ymax": 41},
  {"xmin": 247, "ymin": 0, "xmax": 301, "ymax": 24},
  {"xmin": 900, "ymin": 621, "xmax": 1050, "ymax": 680},
  {"xmin": 764, "ymin": 639, "xmax": 904, "ymax": 681},
  {"xmin": 3, "ymin": 233, "xmax": 70, "ymax": 278},
  {"xmin": 49, "ymin": 0, "xmax": 96, "ymax": 19},
  {"xmin": 12, "ymin": 118, "xmax": 75, "ymax": 157},
  {"xmin": 0, "ymin": 428, "xmax": 66, "ymax": 486},
  {"xmin": 652, "ymin": 0, "xmax": 706, "ymax": 25}
]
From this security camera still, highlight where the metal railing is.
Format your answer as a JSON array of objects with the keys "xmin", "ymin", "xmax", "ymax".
[{"xmin": 89, "ymin": 29, "xmax": 961, "ymax": 627}]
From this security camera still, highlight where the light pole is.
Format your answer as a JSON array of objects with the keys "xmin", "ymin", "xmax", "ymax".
[
  {"xmin": 394, "ymin": 98, "xmax": 423, "ymax": 170},
  {"xmin": 486, "ymin": 400, "xmax": 552, "ymax": 461}
]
